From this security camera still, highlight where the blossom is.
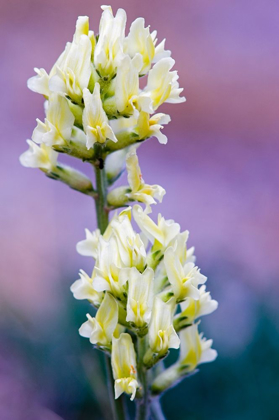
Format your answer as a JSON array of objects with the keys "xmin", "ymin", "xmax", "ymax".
[
  {"xmin": 110, "ymin": 210, "xmax": 146, "ymax": 271},
  {"xmin": 178, "ymin": 285, "xmax": 218, "ymax": 325},
  {"xmin": 91, "ymin": 236, "xmax": 129, "ymax": 300},
  {"xmin": 109, "ymin": 110, "xmax": 171, "ymax": 144},
  {"xmin": 164, "ymin": 247, "xmax": 206, "ymax": 302},
  {"xmin": 79, "ymin": 292, "xmax": 118, "ymax": 348},
  {"xmin": 27, "ymin": 68, "xmax": 50, "ymax": 97},
  {"xmin": 140, "ymin": 58, "xmax": 185, "ymax": 112},
  {"xmin": 76, "ymin": 228, "xmax": 101, "ymax": 259},
  {"xmin": 125, "ymin": 149, "xmax": 165, "ymax": 212},
  {"xmin": 126, "ymin": 267, "xmax": 154, "ymax": 328},
  {"xmin": 136, "ymin": 112, "xmax": 171, "ymax": 144},
  {"xmin": 114, "ymin": 54, "xmax": 145, "ymax": 115},
  {"xmin": 27, "ymin": 16, "xmax": 93, "ymax": 100},
  {"xmin": 19, "ymin": 140, "xmax": 58, "ymax": 170},
  {"xmin": 148, "ymin": 297, "xmax": 180, "ymax": 355},
  {"xmin": 133, "ymin": 205, "xmax": 180, "ymax": 252},
  {"xmin": 124, "ymin": 17, "xmax": 170, "ymax": 76},
  {"xmin": 94, "ymin": 6, "xmax": 126, "ymax": 78},
  {"xmin": 111, "ymin": 333, "xmax": 139, "ymax": 400},
  {"xmin": 32, "ymin": 94, "xmax": 74, "ymax": 146},
  {"xmin": 70, "ymin": 269, "xmax": 103, "ymax": 307},
  {"xmin": 178, "ymin": 324, "xmax": 217, "ymax": 372},
  {"xmin": 49, "ymin": 19, "xmax": 92, "ymax": 103},
  {"xmin": 82, "ymin": 84, "xmax": 117, "ymax": 149}
]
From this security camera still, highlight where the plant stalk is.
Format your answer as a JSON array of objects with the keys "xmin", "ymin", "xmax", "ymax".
[
  {"xmin": 93, "ymin": 161, "xmax": 127, "ymax": 419},
  {"xmin": 94, "ymin": 163, "xmax": 109, "ymax": 234},
  {"xmin": 136, "ymin": 336, "xmax": 149, "ymax": 420}
]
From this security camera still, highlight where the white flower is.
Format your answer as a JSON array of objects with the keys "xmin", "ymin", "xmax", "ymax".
[
  {"xmin": 125, "ymin": 148, "xmax": 165, "ymax": 212},
  {"xmin": 70, "ymin": 269, "xmax": 103, "ymax": 307},
  {"xmin": 178, "ymin": 285, "xmax": 218, "ymax": 325},
  {"xmin": 114, "ymin": 54, "xmax": 146, "ymax": 115},
  {"xmin": 133, "ymin": 205, "xmax": 180, "ymax": 252},
  {"xmin": 136, "ymin": 111, "xmax": 171, "ymax": 144},
  {"xmin": 140, "ymin": 57, "xmax": 185, "ymax": 112},
  {"xmin": 76, "ymin": 228, "xmax": 101, "ymax": 259},
  {"xmin": 82, "ymin": 84, "xmax": 118, "ymax": 148},
  {"xmin": 49, "ymin": 17, "xmax": 92, "ymax": 103},
  {"xmin": 94, "ymin": 6, "xmax": 127, "ymax": 78},
  {"xmin": 27, "ymin": 16, "xmax": 92, "ymax": 100},
  {"xmin": 110, "ymin": 210, "xmax": 146, "ymax": 271},
  {"xmin": 164, "ymin": 247, "xmax": 206, "ymax": 302},
  {"xmin": 79, "ymin": 293, "xmax": 118, "ymax": 347},
  {"xmin": 148, "ymin": 297, "xmax": 180, "ymax": 355},
  {"xmin": 32, "ymin": 94, "xmax": 74, "ymax": 146},
  {"xmin": 27, "ymin": 68, "xmax": 50, "ymax": 97},
  {"xmin": 19, "ymin": 140, "xmax": 58, "ymax": 170},
  {"xmin": 126, "ymin": 267, "xmax": 154, "ymax": 328},
  {"xmin": 124, "ymin": 17, "xmax": 170, "ymax": 76},
  {"xmin": 111, "ymin": 333, "xmax": 139, "ymax": 400},
  {"xmin": 91, "ymin": 236, "xmax": 129, "ymax": 300},
  {"xmin": 179, "ymin": 324, "xmax": 217, "ymax": 372}
]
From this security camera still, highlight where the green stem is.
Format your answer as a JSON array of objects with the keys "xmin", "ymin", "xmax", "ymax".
[
  {"xmin": 93, "ymin": 160, "xmax": 127, "ymax": 419},
  {"xmin": 136, "ymin": 336, "xmax": 149, "ymax": 420},
  {"xmin": 94, "ymin": 164, "xmax": 109, "ymax": 234}
]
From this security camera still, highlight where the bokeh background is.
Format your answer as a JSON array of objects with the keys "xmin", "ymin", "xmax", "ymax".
[{"xmin": 1, "ymin": 0, "xmax": 279, "ymax": 419}]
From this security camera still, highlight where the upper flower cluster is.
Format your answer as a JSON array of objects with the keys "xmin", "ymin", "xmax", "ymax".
[{"xmin": 25, "ymin": 5, "xmax": 185, "ymax": 161}]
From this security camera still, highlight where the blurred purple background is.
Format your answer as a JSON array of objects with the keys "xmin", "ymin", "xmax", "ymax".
[{"xmin": 1, "ymin": 0, "xmax": 279, "ymax": 419}]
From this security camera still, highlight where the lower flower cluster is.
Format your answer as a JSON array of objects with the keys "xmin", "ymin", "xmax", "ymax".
[{"xmin": 71, "ymin": 201, "xmax": 218, "ymax": 400}]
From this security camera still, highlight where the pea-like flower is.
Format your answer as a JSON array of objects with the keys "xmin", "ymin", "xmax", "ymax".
[
  {"xmin": 148, "ymin": 297, "xmax": 180, "ymax": 356},
  {"xmin": 94, "ymin": 6, "xmax": 126, "ymax": 78},
  {"xmin": 114, "ymin": 54, "xmax": 143, "ymax": 115},
  {"xmin": 32, "ymin": 94, "xmax": 74, "ymax": 146},
  {"xmin": 178, "ymin": 324, "xmax": 217, "ymax": 373},
  {"xmin": 82, "ymin": 83, "xmax": 118, "ymax": 149},
  {"xmin": 136, "ymin": 111, "xmax": 171, "ymax": 144},
  {"xmin": 124, "ymin": 17, "xmax": 170, "ymax": 76},
  {"xmin": 174, "ymin": 286, "xmax": 218, "ymax": 330},
  {"xmin": 140, "ymin": 58, "xmax": 185, "ymax": 112},
  {"xmin": 79, "ymin": 292, "xmax": 118, "ymax": 348},
  {"xmin": 19, "ymin": 140, "xmax": 58, "ymax": 171},
  {"xmin": 125, "ymin": 149, "xmax": 165, "ymax": 212},
  {"xmin": 76, "ymin": 228, "xmax": 101, "ymax": 259},
  {"xmin": 70, "ymin": 269, "xmax": 103, "ymax": 307},
  {"xmin": 111, "ymin": 333, "xmax": 139, "ymax": 400},
  {"xmin": 49, "ymin": 18, "xmax": 93, "ymax": 104},
  {"xmin": 164, "ymin": 246, "xmax": 206, "ymax": 302},
  {"xmin": 126, "ymin": 267, "xmax": 154, "ymax": 328},
  {"xmin": 133, "ymin": 205, "xmax": 180, "ymax": 253}
]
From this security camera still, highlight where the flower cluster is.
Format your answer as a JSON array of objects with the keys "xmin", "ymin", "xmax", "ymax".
[
  {"xmin": 20, "ymin": 4, "xmax": 218, "ymax": 410},
  {"xmin": 71, "ymin": 151, "xmax": 217, "ymax": 400},
  {"xmin": 20, "ymin": 5, "xmax": 185, "ymax": 173}
]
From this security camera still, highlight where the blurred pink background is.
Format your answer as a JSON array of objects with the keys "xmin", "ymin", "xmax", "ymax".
[{"xmin": 1, "ymin": 0, "xmax": 279, "ymax": 418}]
